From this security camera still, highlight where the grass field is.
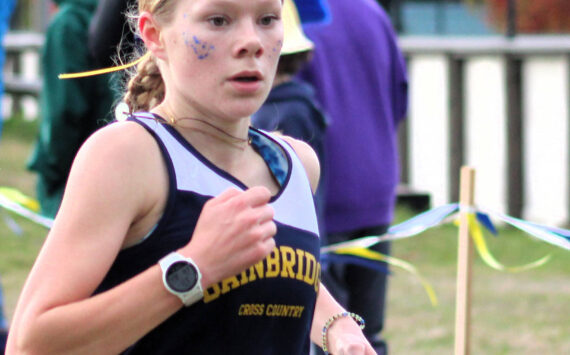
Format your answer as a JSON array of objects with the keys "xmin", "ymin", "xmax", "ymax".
[{"xmin": 0, "ymin": 116, "xmax": 569, "ymax": 354}]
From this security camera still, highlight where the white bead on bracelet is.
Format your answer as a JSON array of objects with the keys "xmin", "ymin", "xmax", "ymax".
[{"xmin": 321, "ymin": 311, "xmax": 365, "ymax": 353}]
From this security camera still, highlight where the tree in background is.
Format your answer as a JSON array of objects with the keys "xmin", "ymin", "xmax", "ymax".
[{"xmin": 469, "ymin": 0, "xmax": 570, "ymax": 33}]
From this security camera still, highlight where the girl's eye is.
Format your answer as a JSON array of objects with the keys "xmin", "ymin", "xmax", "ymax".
[
  {"xmin": 208, "ymin": 16, "xmax": 229, "ymax": 27},
  {"xmin": 260, "ymin": 15, "xmax": 278, "ymax": 26}
]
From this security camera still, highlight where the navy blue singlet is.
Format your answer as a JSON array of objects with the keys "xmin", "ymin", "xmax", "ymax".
[{"xmin": 94, "ymin": 113, "xmax": 321, "ymax": 354}]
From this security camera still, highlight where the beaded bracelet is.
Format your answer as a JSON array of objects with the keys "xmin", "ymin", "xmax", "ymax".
[{"xmin": 321, "ymin": 311, "xmax": 365, "ymax": 353}]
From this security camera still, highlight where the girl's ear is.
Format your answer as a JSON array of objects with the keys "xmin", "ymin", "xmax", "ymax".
[{"xmin": 139, "ymin": 12, "xmax": 167, "ymax": 60}]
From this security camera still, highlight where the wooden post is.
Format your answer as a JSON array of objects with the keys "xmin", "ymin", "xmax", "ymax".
[{"xmin": 454, "ymin": 166, "xmax": 476, "ymax": 355}]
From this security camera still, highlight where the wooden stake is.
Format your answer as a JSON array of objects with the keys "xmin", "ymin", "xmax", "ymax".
[{"xmin": 454, "ymin": 166, "xmax": 476, "ymax": 355}]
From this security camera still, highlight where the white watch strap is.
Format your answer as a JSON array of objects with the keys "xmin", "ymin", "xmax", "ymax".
[{"xmin": 159, "ymin": 252, "xmax": 203, "ymax": 306}]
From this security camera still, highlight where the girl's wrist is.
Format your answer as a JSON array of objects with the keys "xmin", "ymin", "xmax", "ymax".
[{"xmin": 322, "ymin": 312, "xmax": 365, "ymax": 353}]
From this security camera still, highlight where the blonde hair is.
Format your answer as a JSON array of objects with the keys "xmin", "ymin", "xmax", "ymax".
[
  {"xmin": 123, "ymin": 0, "xmax": 177, "ymax": 112},
  {"xmin": 60, "ymin": 0, "xmax": 285, "ymax": 113}
]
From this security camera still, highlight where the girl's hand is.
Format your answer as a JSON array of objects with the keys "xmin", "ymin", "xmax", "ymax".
[
  {"xmin": 181, "ymin": 186, "xmax": 277, "ymax": 287},
  {"xmin": 327, "ymin": 317, "xmax": 377, "ymax": 355}
]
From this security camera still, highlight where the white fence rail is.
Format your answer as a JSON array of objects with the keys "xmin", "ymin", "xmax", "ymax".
[
  {"xmin": 3, "ymin": 32, "xmax": 570, "ymax": 225},
  {"xmin": 399, "ymin": 35, "xmax": 570, "ymax": 226},
  {"xmin": 2, "ymin": 32, "xmax": 43, "ymax": 120}
]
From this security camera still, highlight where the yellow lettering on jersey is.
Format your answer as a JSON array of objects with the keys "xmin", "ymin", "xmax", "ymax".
[
  {"xmin": 247, "ymin": 260, "xmax": 265, "ymax": 282},
  {"xmin": 238, "ymin": 303, "xmax": 265, "ymax": 316},
  {"xmin": 204, "ymin": 247, "xmax": 320, "ymax": 303},
  {"xmin": 239, "ymin": 269, "xmax": 249, "ymax": 286},
  {"xmin": 203, "ymin": 283, "xmax": 221, "ymax": 303},
  {"xmin": 314, "ymin": 262, "xmax": 321, "ymax": 293},
  {"xmin": 266, "ymin": 304, "xmax": 275, "ymax": 316},
  {"xmin": 295, "ymin": 249, "xmax": 305, "ymax": 281},
  {"xmin": 221, "ymin": 275, "xmax": 240, "ymax": 294},
  {"xmin": 280, "ymin": 246, "xmax": 296, "ymax": 278},
  {"xmin": 265, "ymin": 304, "xmax": 305, "ymax": 318},
  {"xmin": 303, "ymin": 252, "xmax": 317, "ymax": 285},
  {"xmin": 265, "ymin": 247, "xmax": 280, "ymax": 278}
]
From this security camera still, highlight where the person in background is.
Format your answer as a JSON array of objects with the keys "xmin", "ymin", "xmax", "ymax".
[
  {"xmin": 88, "ymin": 0, "xmax": 138, "ymax": 102},
  {"xmin": 0, "ymin": 0, "xmax": 17, "ymax": 138},
  {"xmin": 7, "ymin": 0, "xmax": 375, "ymax": 353},
  {"xmin": 298, "ymin": 0, "xmax": 409, "ymax": 353},
  {"xmin": 88, "ymin": 0, "xmax": 135, "ymax": 69},
  {"xmin": 252, "ymin": 0, "xmax": 328, "ymax": 237},
  {"xmin": 27, "ymin": 0, "xmax": 114, "ymax": 218}
]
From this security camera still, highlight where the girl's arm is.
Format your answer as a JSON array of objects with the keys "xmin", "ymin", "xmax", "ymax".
[
  {"xmin": 284, "ymin": 136, "xmax": 375, "ymax": 354},
  {"xmin": 8, "ymin": 122, "xmax": 183, "ymax": 354},
  {"xmin": 311, "ymin": 284, "xmax": 375, "ymax": 354},
  {"xmin": 7, "ymin": 122, "xmax": 277, "ymax": 354}
]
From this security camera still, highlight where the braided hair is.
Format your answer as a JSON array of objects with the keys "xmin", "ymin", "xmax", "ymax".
[
  {"xmin": 124, "ymin": 54, "xmax": 165, "ymax": 112},
  {"xmin": 123, "ymin": 0, "xmax": 176, "ymax": 113}
]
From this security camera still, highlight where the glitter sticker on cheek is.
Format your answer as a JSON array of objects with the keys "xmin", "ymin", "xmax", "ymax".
[
  {"xmin": 182, "ymin": 34, "xmax": 215, "ymax": 60},
  {"xmin": 274, "ymin": 40, "xmax": 283, "ymax": 53},
  {"xmin": 269, "ymin": 40, "xmax": 283, "ymax": 58}
]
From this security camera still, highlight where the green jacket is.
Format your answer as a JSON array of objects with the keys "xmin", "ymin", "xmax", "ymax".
[{"xmin": 28, "ymin": 0, "xmax": 114, "ymax": 217}]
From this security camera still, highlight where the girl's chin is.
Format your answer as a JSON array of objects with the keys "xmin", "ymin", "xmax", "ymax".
[{"xmin": 224, "ymin": 100, "xmax": 266, "ymax": 118}]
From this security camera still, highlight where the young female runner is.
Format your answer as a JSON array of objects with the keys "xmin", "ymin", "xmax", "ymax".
[{"xmin": 7, "ymin": 0, "xmax": 375, "ymax": 353}]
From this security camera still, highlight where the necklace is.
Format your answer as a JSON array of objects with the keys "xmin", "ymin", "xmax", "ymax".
[{"xmin": 161, "ymin": 106, "xmax": 252, "ymax": 149}]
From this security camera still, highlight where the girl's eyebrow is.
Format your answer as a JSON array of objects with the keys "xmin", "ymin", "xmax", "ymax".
[
  {"xmin": 194, "ymin": 0, "xmax": 239, "ymax": 11},
  {"xmin": 195, "ymin": 0, "xmax": 280, "ymax": 12}
]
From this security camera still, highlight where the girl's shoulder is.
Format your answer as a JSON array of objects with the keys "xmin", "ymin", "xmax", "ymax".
[
  {"xmin": 61, "ymin": 119, "xmax": 169, "ymax": 244},
  {"xmin": 70, "ymin": 119, "xmax": 167, "ymax": 204},
  {"xmin": 82, "ymin": 120, "xmax": 158, "ymax": 161},
  {"xmin": 278, "ymin": 135, "xmax": 320, "ymax": 193}
]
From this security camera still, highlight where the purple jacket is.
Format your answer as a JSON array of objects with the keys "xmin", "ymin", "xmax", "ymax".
[{"xmin": 299, "ymin": 0, "xmax": 408, "ymax": 234}]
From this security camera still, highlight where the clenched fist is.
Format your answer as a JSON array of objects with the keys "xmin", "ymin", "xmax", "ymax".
[{"xmin": 179, "ymin": 186, "xmax": 277, "ymax": 288}]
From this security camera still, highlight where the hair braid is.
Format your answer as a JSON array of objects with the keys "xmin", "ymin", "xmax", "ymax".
[{"xmin": 124, "ymin": 53, "xmax": 165, "ymax": 113}]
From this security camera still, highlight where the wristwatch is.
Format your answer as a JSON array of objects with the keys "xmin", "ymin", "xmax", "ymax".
[{"xmin": 159, "ymin": 252, "xmax": 203, "ymax": 306}]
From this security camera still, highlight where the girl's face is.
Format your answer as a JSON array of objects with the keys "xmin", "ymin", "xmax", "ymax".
[{"xmin": 156, "ymin": 0, "xmax": 283, "ymax": 121}]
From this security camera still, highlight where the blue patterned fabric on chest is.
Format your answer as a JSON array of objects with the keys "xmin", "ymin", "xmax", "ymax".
[{"xmin": 249, "ymin": 130, "xmax": 289, "ymax": 187}]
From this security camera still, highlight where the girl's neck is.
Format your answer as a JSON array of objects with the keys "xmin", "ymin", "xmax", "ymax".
[
  {"xmin": 152, "ymin": 104, "xmax": 279, "ymax": 194},
  {"xmin": 157, "ymin": 104, "xmax": 251, "ymax": 151}
]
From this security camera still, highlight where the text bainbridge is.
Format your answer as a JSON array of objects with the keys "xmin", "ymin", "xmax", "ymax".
[{"xmin": 204, "ymin": 246, "xmax": 320, "ymax": 303}]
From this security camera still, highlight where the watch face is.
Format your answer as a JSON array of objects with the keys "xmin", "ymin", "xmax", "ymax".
[{"xmin": 166, "ymin": 261, "xmax": 198, "ymax": 292}]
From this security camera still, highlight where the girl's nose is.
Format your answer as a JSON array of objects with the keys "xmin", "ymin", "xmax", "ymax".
[{"xmin": 234, "ymin": 22, "xmax": 264, "ymax": 58}]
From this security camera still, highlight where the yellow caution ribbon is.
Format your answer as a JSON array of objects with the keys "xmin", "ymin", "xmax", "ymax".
[
  {"xmin": 467, "ymin": 213, "xmax": 551, "ymax": 272},
  {"xmin": 334, "ymin": 246, "xmax": 438, "ymax": 307},
  {"xmin": 0, "ymin": 186, "xmax": 40, "ymax": 212}
]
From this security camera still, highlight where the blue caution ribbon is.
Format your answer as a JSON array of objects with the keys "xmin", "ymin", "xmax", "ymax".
[
  {"xmin": 475, "ymin": 211, "xmax": 497, "ymax": 235},
  {"xmin": 388, "ymin": 203, "xmax": 460, "ymax": 239},
  {"xmin": 1, "ymin": 209, "xmax": 24, "ymax": 236},
  {"xmin": 321, "ymin": 203, "xmax": 460, "ymax": 254},
  {"xmin": 479, "ymin": 208, "xmax": 570, "ymax": 251}
]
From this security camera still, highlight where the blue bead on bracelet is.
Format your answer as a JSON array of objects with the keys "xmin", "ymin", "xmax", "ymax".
[{"xmin": 321, "ymin": 311, "xmax": 365, "ymax": 353}]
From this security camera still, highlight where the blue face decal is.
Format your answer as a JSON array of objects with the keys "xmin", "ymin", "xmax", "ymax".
[
  {"xmin": 273, "ymin": 40, "xmax": 282, "ymax": 53},
  {"xmin": 183, "ymin": 33, "xmax": 215, "ymax": 60},
  {"xmin": 269, "ymin": 40, "xmax": 283, "ymax": 58}
]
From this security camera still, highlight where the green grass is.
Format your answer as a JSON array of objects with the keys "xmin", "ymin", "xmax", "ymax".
[
  {"xmin": 0, "ymin": 115, "xmax": 46, "ymax": 324},
  {"xmin": 384, "ymin": 207, "xmax": 570, "ymax": 354},
  {"xmin": 0, "ymin": 116, "xmax": 569, "ymax": 353}
]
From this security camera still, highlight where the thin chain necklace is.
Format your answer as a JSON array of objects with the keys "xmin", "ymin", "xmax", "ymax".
[{"xmin": 161, "ymin": 105, "xmax": 252, "ymax": 149}]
